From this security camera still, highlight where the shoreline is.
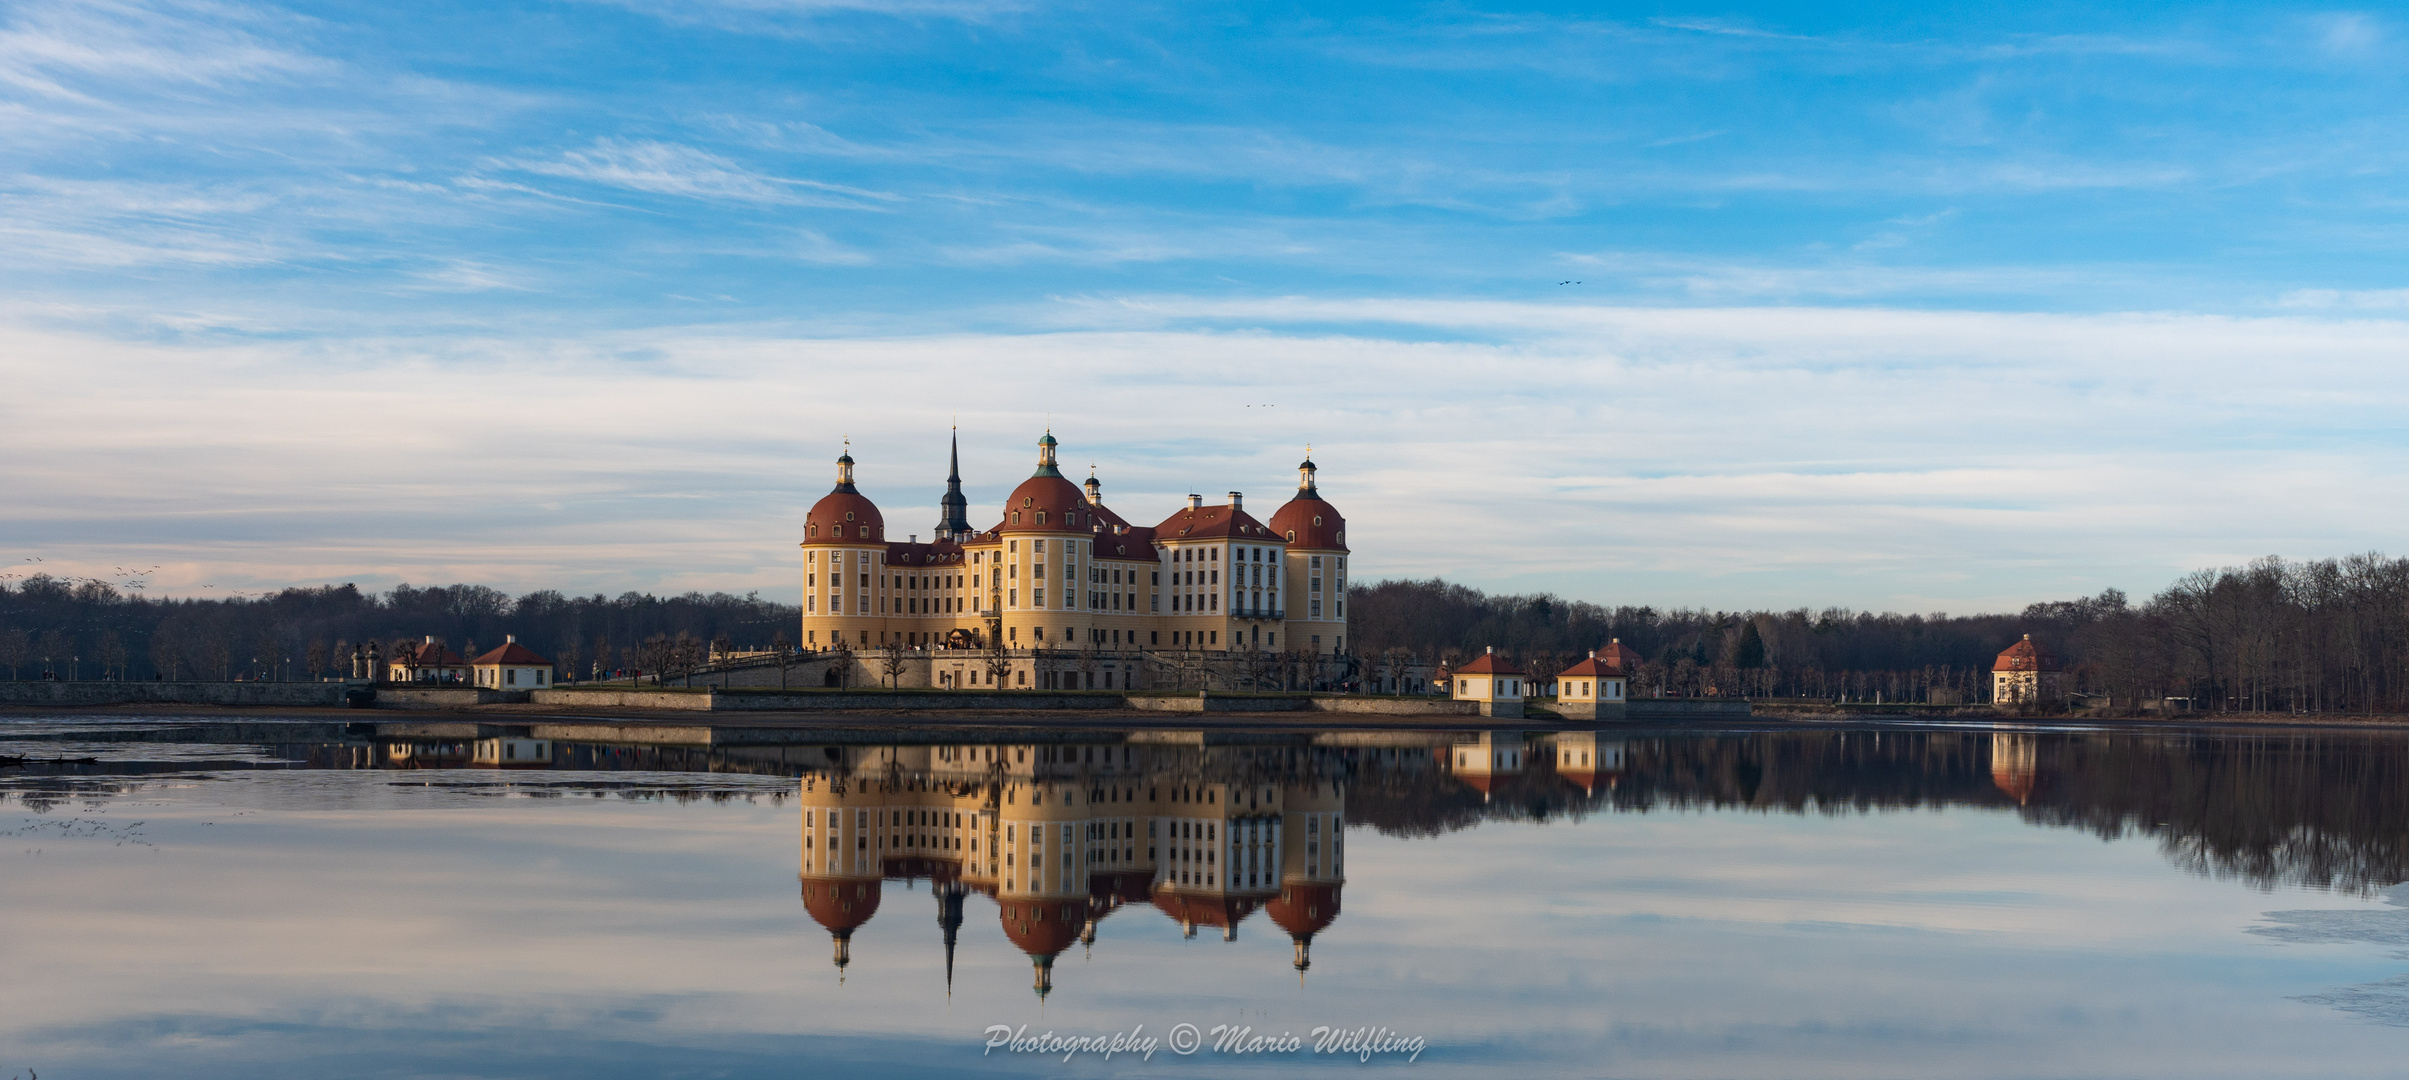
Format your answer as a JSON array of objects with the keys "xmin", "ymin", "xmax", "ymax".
[{"xmin": 6, "ymin": 700, "xmax": 2409, "ymax": 734}]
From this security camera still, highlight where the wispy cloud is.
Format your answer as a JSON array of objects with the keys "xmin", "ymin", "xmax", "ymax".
[
  {"xmin": 502, "ymin": 138, "xmax": 901, "ymax": 208},
  {"xmin": 0, "ymin": 0, "xmax": 328, "ymax": 101}
]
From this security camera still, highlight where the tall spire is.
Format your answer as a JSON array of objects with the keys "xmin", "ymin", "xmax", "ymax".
[{"xmin": 936, "ymin": 428, "xmax": 971, "ymax": 539}]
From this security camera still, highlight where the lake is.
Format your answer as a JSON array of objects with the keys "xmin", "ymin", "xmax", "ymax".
[{"xmin": 3, "ymin": 716, "xmax": 2407, "ymax": 1078}]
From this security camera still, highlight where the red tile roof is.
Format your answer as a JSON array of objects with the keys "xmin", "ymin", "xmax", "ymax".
[
  {"xmin": 1454, "ymin": 650, "xmax": 1523, "ymax": 675},
  {"xmin": 1560, "ymin": 640, "xmax": 1643, "ymax": 677},
  {"xmin": 1992, "ymin": 635, "xmax": 2062, "ymax": 673},
  {"xmin": 1152, "ymin": 502, "xmax": 1278, "ymax": 542},
  {"xmin": 471, "ymin": 641, "xmax": 552, "ymax": 667}
]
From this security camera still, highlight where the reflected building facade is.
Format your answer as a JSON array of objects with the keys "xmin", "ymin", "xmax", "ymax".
[{"xmin": 795, "ymin": 739, "xmax": 1353, "ymax": 996}]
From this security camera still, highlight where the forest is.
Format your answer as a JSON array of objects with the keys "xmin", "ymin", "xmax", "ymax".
[
  {"xmin": 1347, "ymin": 553, "xmax": 2409, "ymax": 712},
  {"xmin": 4, "ymin": 551, "xmax": 2406, "ymax": 711},
  {"xmin": 0, "ymin": 578, "xmax": 792, "ymax": 684}
]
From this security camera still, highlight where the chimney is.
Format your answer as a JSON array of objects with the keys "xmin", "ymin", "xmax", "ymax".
[
  {"xmin": 1228, "ymin": 491, "xmax": 1243, "ymax": 511},
  {"xmin": 1188, "ymin": 494, "xmax": 1203, "ymax": 510},
  {"xmin": 506, "ymin": 635, "xmax": 516, "ymax": 644},
  {"xmin": 424, "ymin": 635, "xmax": 433, "ymax": 644}
]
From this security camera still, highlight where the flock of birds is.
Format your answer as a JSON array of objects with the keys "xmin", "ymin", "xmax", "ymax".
[{"xmin": 3, "ymin": 557, "xmax": 264, "ymax": 598}]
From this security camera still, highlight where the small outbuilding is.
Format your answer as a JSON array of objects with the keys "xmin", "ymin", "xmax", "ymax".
[
  {"xmin": 1554, "ymin": 639, "xmax": 1642, "ymax": 719},
  {"xmin": 1991, "ymin": 634, "xmax": 2066, "ymax": 705},
  {"xmin": 471, "ymin": 635, "xmax": 554, "ymax": 690},
  {"xmin": 388, "ymin": 637, "xmax": 470, "ymax": 684},
  {"xmin": 1451, "ymin": 647, "xmax": 1526, "ymax": 718}
]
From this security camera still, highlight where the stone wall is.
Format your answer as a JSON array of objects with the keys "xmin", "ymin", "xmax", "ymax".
[{"xmin": 0, "ymin": 681, "xmax": 352, "ymax": 707}]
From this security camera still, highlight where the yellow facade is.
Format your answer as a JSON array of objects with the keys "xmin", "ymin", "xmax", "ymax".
[{"xmin": 798, "ymin": 433, "xmax": 1352, "ymax": 663}]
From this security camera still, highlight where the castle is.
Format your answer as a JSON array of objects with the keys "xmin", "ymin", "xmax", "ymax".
[{"xmin": 798, "ymin": 432, "xmax": 1352, "ymax": 676}]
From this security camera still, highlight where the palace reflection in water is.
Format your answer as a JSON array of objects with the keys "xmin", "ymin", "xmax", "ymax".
[
  {"xmin": 769, "ymin": 725, "xmax": 2409, "ymax": 999},
  {"xmin": 10, "ymin": 721, "xmax": 2408, "ymax": 1004},
  {"xmin": 792, "ymin": 735, "xmax": 1380, "ymax": 997}
]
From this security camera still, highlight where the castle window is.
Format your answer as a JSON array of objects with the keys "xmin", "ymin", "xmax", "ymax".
[
  {"xmin": 1036, "ymin": 511, "xmax": 1046, "ymax": 525},
  {"xmin": 846, "ymin": 512, "xmax": 854, "ymax": 521},
  {"xmin": 1314, "ymin": 516, "xmax": 1323, "ymax": 526},
  {"xmin": 1286, "ymin": 530, "xmax": 1294, "ymax": 541}
]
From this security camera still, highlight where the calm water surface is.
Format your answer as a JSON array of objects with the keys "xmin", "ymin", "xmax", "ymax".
[{"xmin": 4, "ymin": 718, "xmax": 2408, "ymax": 1078}]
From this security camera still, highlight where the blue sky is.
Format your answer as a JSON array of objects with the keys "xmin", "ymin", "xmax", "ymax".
[{"xmin": 4, "ymin": 1, "xmax": 2408, "ymax": 611}]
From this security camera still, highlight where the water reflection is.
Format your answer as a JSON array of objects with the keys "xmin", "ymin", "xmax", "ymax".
[
  {"xmin": 792, "ymin": 738, "xmax": 1351, "ymax": 996},
  {"xmin": 7, "ymin": 719, "xmax": 2409, "ymax": 1076},
  {"xmin": 7, "ymin": 723, "xmax": 2409, "ymax": 945}
]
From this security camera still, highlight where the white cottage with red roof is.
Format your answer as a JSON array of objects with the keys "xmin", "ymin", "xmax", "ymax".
[
  {"xmin": 1450, "ymin": 647, "xmax": 1526, "ymax": 718},
  {"xmin": 471, "ymin": 635, "xmax": 554, "ymax": 690},
  {"xmin": 1554, "ymin": 639, "xmax": 1641, "ymax": 719}
]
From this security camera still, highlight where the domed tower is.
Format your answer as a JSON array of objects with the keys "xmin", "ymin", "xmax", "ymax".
[
  {"xmin": 1265, "ymin": 882, "xmax": 1342, "ymax": 978},
  {"xmin": 798, "ymin": 773, "xmax": 887, "ymax": 979},
  {"xmin": 999, "ymin": 897, "xmax": 1085, "ymax": 999},
  {"xmin": 1270, "ymin": 449, "xmax": 1350, "ymax": 657},
  {"xmin": 985, "ymin": 431, "xmax": 1151, "ymax": 658},
  {"xmin": 800, "ymin": 444, "xmax": 888, "ymax": 655}
]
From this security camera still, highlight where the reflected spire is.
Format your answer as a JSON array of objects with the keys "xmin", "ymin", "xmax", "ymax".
[{"xmin": 936, "ymin": 879, "xmax": 966, "ymax": 996}]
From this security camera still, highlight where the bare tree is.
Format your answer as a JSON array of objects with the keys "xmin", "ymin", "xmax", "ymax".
[
  {"xmin": 97, "ymin": 630, "xmax": 127, "ymax": 681},
  {"xmin": 878, "ymin": 641, "xmax": 909, "ymax": 688},
  {"xmin": 0, "ymin": 627, "xmax": 27, "ymax": 680},
  {"xmin": 1380, "ymin": 648, "xmax": 1410, "ymax": 695},
  {"xmin": 204, "ymin": 635, "xmax": 234, "ymax": 682},
  {"xmin": 306, "ymin": 639, "xmax": 329, "ymax": 681},
  {"xmin": 982, "ymin": 645, "xmax": 1015, "ymax": 690},
  {"xmin": 772, "ymin": 631, "xmax": 793, "ymax": 689},
  {"xmin": 591, "ymin": 634, "xmax": 612, "ymax": 683},
  {"xmin": 37, "ymin": 629, "xmax": 72, "ymax": 680},
  {"xmin": 636, "ymin": 635, "xmax": 676, "ymax": 687},
  {"xmin": 557, "ymin": 639, "xmax": 583, "ymax": 685},
  {"xmin": 711, "ymin": 633, "xmax": 735, "ymax": 666},
  {"xmin": 827, "ymin": 635, "xmax": 856, "ymax": 688}
]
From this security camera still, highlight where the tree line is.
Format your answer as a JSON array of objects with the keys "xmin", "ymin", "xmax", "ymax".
[
  {"xmin": 0, "ymin": 576, "xmax": 796, "ymax": 683},
  {"xmin": 9, "ymin": 551, "xmax": 2409, "ymax": 710},
  {"xmin": 1349, "ymin": 553, "xmax": 2409, "ymax": 712}
]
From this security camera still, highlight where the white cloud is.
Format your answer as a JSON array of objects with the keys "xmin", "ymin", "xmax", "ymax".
[{"xmin": 6, "ymin": 300, "xmax": 2409, "ymax": 612}]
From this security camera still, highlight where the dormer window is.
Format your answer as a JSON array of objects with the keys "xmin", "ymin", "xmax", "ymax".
[
  {"xmin": 1036, "ymin": 511, "xmax": 1047, "ymax": 525},
  {"xmin": 1285, "ymin": 530, "xmax": 1295, "ymax": 541},
  {"xmin": 1314, "ymin": 516, "xmax": 1323, "ymax": 526},
  {"xmin": 846, "ymin": 511, "xmax": 855, "ymax": 521}
]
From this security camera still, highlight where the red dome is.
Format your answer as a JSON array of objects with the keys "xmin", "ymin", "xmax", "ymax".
[
  {"xmin": 1264, "ymin": 883, "xmax": 1340, "ymax": 938},
  {"xmin": 995, "ymin": 475, "xmax": 1095, "ymax": 533},
  {"xmin": 1269, "ymin": 494, "xmax": 1345, "ymax": 551},
  {"xmin": 1992, "ymin": 635, "xmax": 2062, "ymax": 673},
  {"xmin": 800, "ymin": 877, "xmax": 882, "ymax": 934},
  {"xmin": 806, "ymin": 490, "xmax": 884, "ymax": 542},
  {"xmin": 999, "ymin": 898, "xmax": 1085, "ymax": 957}
]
